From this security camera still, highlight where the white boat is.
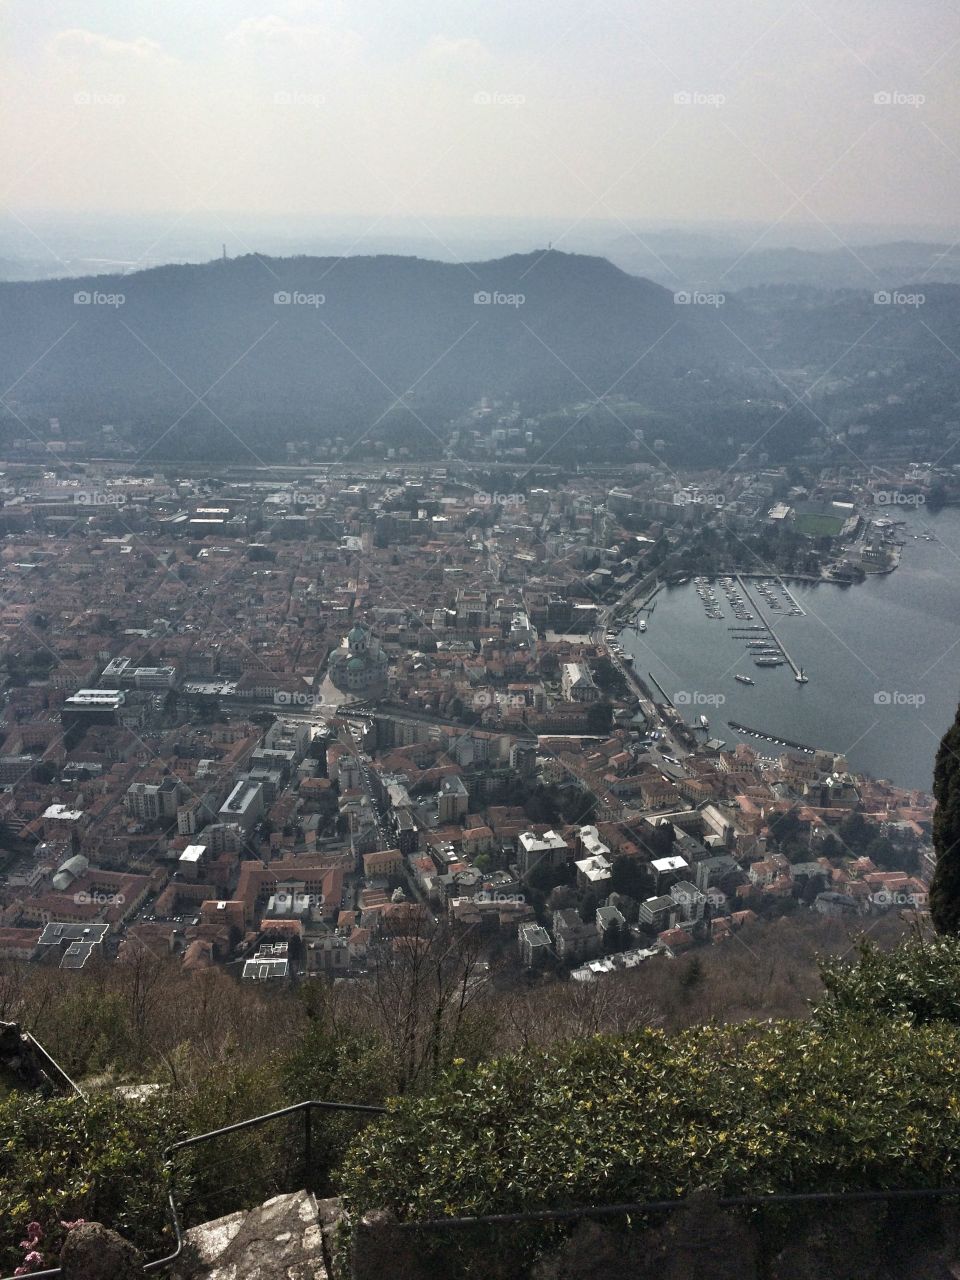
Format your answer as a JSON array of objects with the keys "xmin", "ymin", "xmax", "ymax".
[
  {"xmin": 734, "ymin": 674, "xmax": 755, "ymax": 685},
  {"xmin": 795, "ymin": 667, "xmax": 809, "ymax": 684},
  {"xmin": 638, "ymin": 619, "xmax": 647, "ymax": 632}
]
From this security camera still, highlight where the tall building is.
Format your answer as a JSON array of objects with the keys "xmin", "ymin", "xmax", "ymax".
[{"xmin": 327, "ymin": 623, "xmax": 389, "ymax": 696}]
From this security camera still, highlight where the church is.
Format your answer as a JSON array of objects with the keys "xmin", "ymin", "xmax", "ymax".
[{"xmin": 327, "ymin": 623, "xmax": 389, "ymax": 697}]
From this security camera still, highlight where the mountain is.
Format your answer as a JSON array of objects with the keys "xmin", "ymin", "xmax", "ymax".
[
  {"xmin": 603, "ymin": 237, "xmax": 960, "ymax": 291},
  {"xmin": 0, "ymin": 250, "xmax": 739, "ymax": 461},
  {"xmin": 1, "ymin": 249, "xmax": 959, "ymax": 465}
]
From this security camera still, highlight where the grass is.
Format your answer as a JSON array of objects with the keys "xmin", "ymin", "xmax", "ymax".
[{"xmin": 793, "ymin": 513, "xmax": 845, "ymax": 537}]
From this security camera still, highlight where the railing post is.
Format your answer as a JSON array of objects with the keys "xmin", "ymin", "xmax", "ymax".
[{"xmin": 304, "ymin": 1104, "xmax": 313, "ymax": 1190}]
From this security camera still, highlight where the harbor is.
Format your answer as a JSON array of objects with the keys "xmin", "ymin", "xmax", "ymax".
[
  {"xmin": 615, "ymin": 509, "xmax": 960, "ymax": 789},
  {"xmin": 734, "ymin": 574, "xmax": 808, "ymax": 681}
]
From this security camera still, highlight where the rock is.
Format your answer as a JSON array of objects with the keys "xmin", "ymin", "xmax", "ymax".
[{"xmin": 60, "ymin": 1222, "xmax": 144, "ymax": 1280}]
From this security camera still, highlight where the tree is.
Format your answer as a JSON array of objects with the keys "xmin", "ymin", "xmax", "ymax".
[
  {"xmin": 931, "ymin": 703, "xmax": 960, "ymax": 933},
  {"xmin": 585, "ymin": 701, "xmax": 613, "ymax": 734}
]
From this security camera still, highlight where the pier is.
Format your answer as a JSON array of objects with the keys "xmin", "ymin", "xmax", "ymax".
[
  {"xmin": 727, "ymin": 721, "xmax": 817, "ymax": 754},
  {"xmin": 735, "ymin": 574, "xmax": 806, "ymax": 681},
  {"xmin": 647, "ymin": 672, "xmax": 675, "ymax": 708}
]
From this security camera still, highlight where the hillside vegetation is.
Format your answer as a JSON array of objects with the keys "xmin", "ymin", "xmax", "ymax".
[{"xmin": 0, "ymin": 923, "xmax": 953, "ymax": 1275}]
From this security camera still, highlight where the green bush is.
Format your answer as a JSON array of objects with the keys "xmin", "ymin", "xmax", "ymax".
[
  {"xmin": 339, "ymin": 1018, "xmax": 960, "ymax": 1272},
  {"xmin": 0, "ymin": 1090, "xmax": 180, "ymax": 1272},
  {"xmin": 817, "ymin": 934, "xmax": 960, "ymax": 1029}
]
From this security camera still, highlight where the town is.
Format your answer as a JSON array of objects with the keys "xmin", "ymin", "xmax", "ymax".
[{"xmin": 0, "ymin": 454, "xmax": 941, "ymax": 986}]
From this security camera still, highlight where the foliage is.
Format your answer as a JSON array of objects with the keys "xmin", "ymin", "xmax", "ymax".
[
  {"xmin": 339, "ymin": 1017, "xmax": 960, "ymax": 1272},
  {"xmin": 931, "ymin": 704, "xmax": 960, "ymax": 934},
  {"xmin": 0, "ymin": 1090, "xmax": 180, "ymax": 1272},
  {"xmin": 817, "ymin": 934, "xmax": 960, "ymax": 1030}
]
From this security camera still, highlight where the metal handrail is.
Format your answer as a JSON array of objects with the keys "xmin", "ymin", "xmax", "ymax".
[
  {"xmin": 2, "ymin": 1098, "xmax": 388, "ymax": 1280},
  {"xmin": 7, "ymin": 1095, "xmax": 960, "ymax": 1278},
  {"xmin": 385, "ymin": 1183, "xmax": 960, "ymax": 1232}
]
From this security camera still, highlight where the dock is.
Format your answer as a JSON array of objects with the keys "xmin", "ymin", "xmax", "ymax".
[
  {"xmin": 647, "ymin": 672, "xmax": 675, "ymax": 708},
  {"xmin": 727, "ymin": 721, "xmax": 817, "ymax": 754},
  {"xmin": 735, "ymin": 574, "xmax": 806, "ymax": 680}
]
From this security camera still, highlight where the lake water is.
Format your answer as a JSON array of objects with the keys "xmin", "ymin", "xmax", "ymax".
[{"xmin": 619, "ymin": 506, "xmax": 960, "ymax": 791}]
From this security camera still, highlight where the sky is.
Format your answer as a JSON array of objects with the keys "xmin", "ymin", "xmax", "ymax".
[{"xmin": 2, "ymin": 0, "xmax": 960, "ymax": 237}]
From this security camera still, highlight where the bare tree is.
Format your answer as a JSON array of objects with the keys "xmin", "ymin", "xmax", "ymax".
[{"xmin": 361, "ymin": 914, "xmax": 491, "ymax": 1093}]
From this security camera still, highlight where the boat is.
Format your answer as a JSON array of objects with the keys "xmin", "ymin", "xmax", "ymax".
[
  {"xmin": 795, "ymin": 667, "xmax": 809, "ymax": 684},
  {"xmin": 698, "ymin": 714, "xmax": 709, "ymax": 729},
  {"xmin": 638, "ymin": 620, "xmax": 647, "ymax": 632},
  {"xmin": 734, "ymin": 674, "xmax": 755, "ymax": 685},
  {"xmin": 754, "ymin": 657, "xmax": 785, "ymax": 666}
]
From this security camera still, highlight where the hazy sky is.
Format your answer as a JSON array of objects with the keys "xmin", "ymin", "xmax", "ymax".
[{"xmin": 3, "ymin": 0, "xmax": 959, "ymax": 233}]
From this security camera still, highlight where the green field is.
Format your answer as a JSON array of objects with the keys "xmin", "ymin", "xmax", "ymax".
[{"xmin": 793, "ymin": 512, "xmax": 845, "ymax": 537}]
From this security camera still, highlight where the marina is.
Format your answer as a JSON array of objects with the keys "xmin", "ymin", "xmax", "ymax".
[
  {"xmin": 726, "ymin": 721, "xmax": 817, "ymax": 754},
  {"xmin": 620, "ymin": 508, "xmax": 960, "ymax": 789}
]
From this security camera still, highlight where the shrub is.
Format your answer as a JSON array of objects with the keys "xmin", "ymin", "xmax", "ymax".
[
  {"xmin": 0, "ymin": 1090, "xmax": 180, "ymax": 1273},
  {"xmin": 817, "ymin": 934, "xmax": 960, "ymax": 1029},
  {"xmin": 339, "ymin": 1018, "xmax": 960, "ymax": 1273}
]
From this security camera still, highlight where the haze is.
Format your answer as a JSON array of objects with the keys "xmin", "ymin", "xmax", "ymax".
[{"xmin": 2, "ymin": 0, "xmax": 959, "ymax": 252}]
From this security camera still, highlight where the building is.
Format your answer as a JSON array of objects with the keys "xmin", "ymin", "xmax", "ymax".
[
  {"xmin": 218, "ymin": 780, "xmax": 264, "ymax": 833},
  {"xmin": 178, "ymin": 843, "xmax": 209, "ymax": 881},
  {"xmin": 561, "ymin": 663, "xmax": 600, "ymax": 703},
  {"xmin": 61, "ymin": 689, "xmax": 124, "ymax": 732},
  {"xmin": 438, "ymin": 776, "xmax": 469, "ymax": 823},
  {"xmin": 639, "ymin": 895, "xmax": 675, "ymax": 931},
  {"xmin": 101, "ymin": 657, "xmax": 176, "ymax": 690},
  {"xmin": 575, "ymin": 854, "xmax": 613, "ymax": 892},
  {"xmin": 242, "ymin": 942, "xmax": 290, "ymax": 981},
  {"xmin": 670, "ymin": 879, "xmax": 707, "ymax": 922},
  {"xmin": 518, "ymin": 922, "xmax": 553, "ymax": 967},
  {"xmin": 362, "ymin": 848, "xmax": 403, "ymax": 881},
  {"xmin": 650, "ymin": 854, "xmax": 690, "ymax": 893},
  {"xmin": 552, "ymin": 908, "xmax": 602, "ymax": 962},
  {"xmin": 327, "ymin": 623, "xmax": 389, "ymax": 696},
  {"xmin": 517, "ymin": 829, "xmax": 569, "ymax": 879},
  {"xmin": 124, "ymin": 778, "xmax": 182, "ymax": 822}
]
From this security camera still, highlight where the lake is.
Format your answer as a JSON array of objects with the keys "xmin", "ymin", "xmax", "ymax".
[{"xmin": 619, "ymin": 506, "xmax": 960, "ymax": 790}]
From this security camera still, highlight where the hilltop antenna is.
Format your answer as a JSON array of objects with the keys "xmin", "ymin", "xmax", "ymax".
[{"xmin": 222, "ymin": 243, "xmax": 227, "ymax": 261}]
